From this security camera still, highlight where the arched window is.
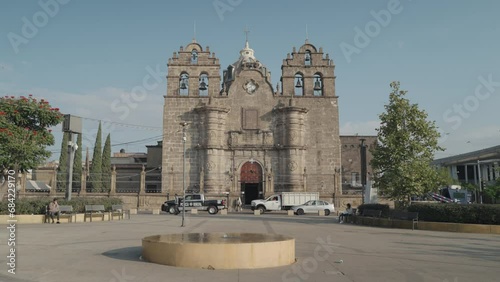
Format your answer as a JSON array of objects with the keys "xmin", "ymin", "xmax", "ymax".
[
  {"xmin": 191, "ymin": 50, "xmax": 198, "ymax": 64},
  {"xmin": 313, "ymin": 73, "xmax": 323, "ymax": 96},
  {"xmin": 179, "ymin": 73, "xmax": 189, "ymax": 96},
  {"xmin": 199, "ymin": 73, "xmax": 209, "ymax": 96},
  {"xmin": 305, "ymin": 50, "xmax": 312, "ymax": 66},
  {"xmin": 294, "ymin": 73, "xmax": 304, "ymax": 96}
]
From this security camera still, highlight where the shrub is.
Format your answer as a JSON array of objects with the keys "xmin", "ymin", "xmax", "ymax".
[
  {"xmin": 357, "ymin": 203, "xmax": 391, "ymax": 217},
  {"xmin": 0, "ymin": 197, "xmax": 123, "ymax": 215},
  {"xmin": 408, "ymin": 203, "xmax": 500, "ymax": 225}
]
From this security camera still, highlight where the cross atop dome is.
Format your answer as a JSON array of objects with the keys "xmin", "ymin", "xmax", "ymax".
[{"xmin": 244, "ymin": 26, "xmax": 250, "ymax": 45}]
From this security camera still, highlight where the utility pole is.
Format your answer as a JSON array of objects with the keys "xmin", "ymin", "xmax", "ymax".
[
  {"xmin": 62, "ymin": 115, "xmax": 81, "ymax": 201},
  {"xmin": 65, "ymin": 133, "xmax": 78, "ymax": 200},
  {"xmin": 181, "ymin": 122, "xmax": 188, "ymax": 227},
  {"xmin": 360, "ymin": 138, "xmax": 367, "ymax": 204}
]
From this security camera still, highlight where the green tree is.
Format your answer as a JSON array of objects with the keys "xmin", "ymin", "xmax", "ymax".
[
  {"xmin": 89, "ymin": 123, "xmax": 102, "ymax": 192},
  {"xmin": 57, "ymin": 132, "xmax": 69, "ymax": 192},
  {"xmin": 370, "ymin": 82, "xmax": 444, "ymax": 207},
  {"xmin": 436, "ymin": 167, "xmax": 460, "ymax": 187},
  {"xmin": 72, "ymin": 133, "xmax": 83, "ymax": 191},
  {"xmin": 484, "ymin": 177, "xmax": 500, "ymax": 204},
  {"xmin": 0, "ymin": 95, "xmax": 63, "ymax": 193},
  {"xmin": 101, "ymin": 133, "xmax": 111, "ymax": 192}
]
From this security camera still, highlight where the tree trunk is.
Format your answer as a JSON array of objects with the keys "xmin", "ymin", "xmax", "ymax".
[{"xmin": 0, "ymin": 165, "xmax": 18, "ymax": 200}]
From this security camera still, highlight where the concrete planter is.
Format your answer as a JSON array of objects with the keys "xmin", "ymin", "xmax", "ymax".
[
  {"xmin": 354, "ymin": 216, "xmax": 500, "ymax": 234},
  {"xmin": 0, "ymin": 212, "xmax": 128, "ymax": 224},
  {"xmin": 0, "ymin": 214, "xmax": 45, "ymax": 224}
]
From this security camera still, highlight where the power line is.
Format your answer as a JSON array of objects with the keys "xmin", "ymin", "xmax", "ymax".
[
  {"xmin": 111, "ymin": 135, "xmax": 164, "ymax": 147},
  {"xmin": 49, "ymin": 135, "xmax": 165, "ymax": 154},
  {"xmin": 78, "ymin": 116, "xmax": 162, "ymax": 131}
]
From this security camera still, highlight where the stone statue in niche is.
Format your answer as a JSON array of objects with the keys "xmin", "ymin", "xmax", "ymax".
[
  {"xmin": 264, "ymin": 132, "xmax": 273, "ymax": 145},
  {"xmin": 229, "ymin": 132, "xmax": 239, "ymax": 146}
]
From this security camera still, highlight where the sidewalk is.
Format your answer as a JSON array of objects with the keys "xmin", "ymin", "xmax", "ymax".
[{"xmin": 1, "ymin": 212, "xmax": 499, "ymax": 282}]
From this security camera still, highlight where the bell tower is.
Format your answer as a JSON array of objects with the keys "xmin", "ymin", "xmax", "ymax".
[
  {"xmin": 162, "ymin": 40, "xmax": 223, "ymax": 195},
  {"xmin": 281, "ymin": 40, "xmax": 336, "ymax": 97},
  {"xmin": 166, "ymin": 40, "xmax": 221, "ymax": 97}
]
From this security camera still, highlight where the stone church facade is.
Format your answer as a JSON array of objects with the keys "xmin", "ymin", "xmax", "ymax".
[{"xmin": 162, "ymin": 39, "xmax": 341, "ymax": 204}]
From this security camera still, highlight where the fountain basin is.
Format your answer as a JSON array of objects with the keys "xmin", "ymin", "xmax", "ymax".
[{"xmin": 142, "ymin": 233, "xmax": 295, "ymax": 269}]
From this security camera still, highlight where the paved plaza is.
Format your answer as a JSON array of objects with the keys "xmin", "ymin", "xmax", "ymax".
[{"xmin": 1, "ymin": 212, "xmax": 499, "ymax": 282}]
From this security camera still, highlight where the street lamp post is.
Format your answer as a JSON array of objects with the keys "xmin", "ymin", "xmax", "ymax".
[
  {"xmin": 180, "ymin": 122, "xmax": 188, "ymax": 227},
  {"xmin": 477, "ymin": 160, "xmax": 483, "ymax": 204}
]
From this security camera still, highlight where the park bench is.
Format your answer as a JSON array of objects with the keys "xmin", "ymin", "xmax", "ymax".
[
  {"xmin": 45, "ymin": 205, "xmax": 74, "ymax": 223},
  {"xmin": 340, "ymin": 208, "xmax": 358, "ymax": 223},
  {"xmin": 360, "ymin": 209, "xmax": 382, "ymax": 226},
  {"xmin": 362, "ymin": 209, "xmax": 382, "ymax": 217},
  {"xmin": 110, "ymin": 205, "xmax": 130, "ymax": 220},
  {"xmin": 84, "ymin": 205, "xmax": 105, "ymax": 222},
  {"xmin": 390, "ymin": 211, "xmax": 419, "ymax": 230}
]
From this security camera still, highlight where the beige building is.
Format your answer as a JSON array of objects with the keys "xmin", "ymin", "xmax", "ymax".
[{"xmin": 162, "ymin": 38, "xmax": 341, "ymax": 204}]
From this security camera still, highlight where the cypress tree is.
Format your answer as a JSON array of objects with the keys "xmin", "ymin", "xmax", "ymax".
[
  {"xmin": 89, "ymin": 122, "xmax": 102, "ymax": 192},
  {"xmin": 72, "ymin": 133, "xmax": 83, "ymax": 191},
  {"xmin": 102, "ymin": 133, "xmax": 111, "ymax": 192},
  {"xmin": 57, "ymin": 132, "xmax": 69, "ymax": 192}
]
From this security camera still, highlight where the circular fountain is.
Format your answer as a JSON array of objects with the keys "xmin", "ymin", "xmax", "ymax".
[{"xmin": 142, "ymin": 233, "xmax": 295, "ymax": 269}]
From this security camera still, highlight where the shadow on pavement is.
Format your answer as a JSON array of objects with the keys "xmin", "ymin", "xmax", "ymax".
[{"xmin": 102, "ymin": 246, "xmax": 144, "ymax": 262}]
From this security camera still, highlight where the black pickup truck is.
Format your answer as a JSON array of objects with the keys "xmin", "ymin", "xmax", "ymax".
[{"xmin": 161, "ymin": 194, "xmax": 226, "ymax": 215}]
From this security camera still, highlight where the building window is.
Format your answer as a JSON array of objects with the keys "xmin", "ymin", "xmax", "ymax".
[
  {"xmin": 313, "ymin": 73, "xmax": 323, "ymax": 96},
  {"xmin": 179, "ymin": 73, "xmax": 189, "ymax": 96},
  {"xmin": 351, "ymin": 172, "xmax": 360, "ymax": 187},
  {"xmin": 191, "ymin": 50, "xmax": 198, "ymax": 64},
  {"xmin": 305, "ymin": 50, "xmax": 311, "ymax": 66},
  {"xmin": 294, "ymin": 73, "xmax": 304, "ymax": 96},
  {"xmin": 199, "ymin": 73, "xmax": 209, "ymax": 96}
]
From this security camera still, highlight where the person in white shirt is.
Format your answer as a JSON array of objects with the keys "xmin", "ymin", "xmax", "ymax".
[{"xmin": 339, "ymin": 203, "xmax": 353, "ymax": 223}]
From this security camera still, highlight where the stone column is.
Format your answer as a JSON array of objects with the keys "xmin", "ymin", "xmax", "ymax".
[
  {"xmin": 109, "ymin": 166, "xmax": 116, "ymax": 195},
  {"xmin": 80, "ymin": 169, "xmax": 87, "ymax": 196},
  {"xmin": 195, "ymin": 105, "xmax": 230, "ymax": 194},
  {"xmin": 278, "ymin": 100, "xmax": 308, "ymax": 192},
  {"xmin": 139, "ymin": 165, "xmax": 146, "ymax": 195}
]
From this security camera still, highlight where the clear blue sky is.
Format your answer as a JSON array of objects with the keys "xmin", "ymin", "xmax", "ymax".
[{"xmin": 1, "ymin": 0, "xmax": 499, "ymax": 161}]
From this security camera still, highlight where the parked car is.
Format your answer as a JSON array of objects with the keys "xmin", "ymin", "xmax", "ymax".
[
  {"xmin": 292, "ymin": 200, "xmax": 335, "ymax": 216},
  {"xmin": 161, "ymin": 194, "xmax": 226, "ymax": 215}
]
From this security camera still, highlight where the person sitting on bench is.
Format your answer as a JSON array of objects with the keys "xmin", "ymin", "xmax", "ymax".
[
  {"xmin": 48, "ymin": 198, "xmax": 60, "ymax": 224},
  {"xmin": 339, "ymin": 203, "xmax": 353, "ymax": 223}
]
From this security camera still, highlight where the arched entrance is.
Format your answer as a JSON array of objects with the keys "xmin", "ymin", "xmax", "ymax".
[{"xmin": 240, "ymin": 161, "xmax": 263, "ymax": 205}]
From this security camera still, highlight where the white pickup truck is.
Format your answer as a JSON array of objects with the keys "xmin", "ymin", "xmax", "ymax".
[{"xmin": 251, "ymin": 192, "xmax": 319, "ymax": 214}]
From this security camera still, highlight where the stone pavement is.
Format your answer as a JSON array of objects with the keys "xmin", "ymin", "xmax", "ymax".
[{"xmin": 1, "ymin": 212, "xmax": 499, "ymax": 282}]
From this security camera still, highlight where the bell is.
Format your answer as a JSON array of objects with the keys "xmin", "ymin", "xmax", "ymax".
[
  {"xmin": 295, "ymin": 78, "xmax": 302, "ymax": 88},
  {"xmin": 199, "ymin": 78, "xmax": 208, "ymax": 91},
  {"xmin": 305, "ymin": 55, "xmax": 311, "ymax": 62},
  {"xmin": 180, "ymin": 80, "xmax": 187, "ymax": 90},
  {"xmin": 314, "ymin": 78, "xmax": 322, "ymax": 91}
]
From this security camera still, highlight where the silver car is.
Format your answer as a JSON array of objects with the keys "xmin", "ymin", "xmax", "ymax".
[{"xmin": 292, "ymin": 200, "xmax": 335, "ymax": 216}]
